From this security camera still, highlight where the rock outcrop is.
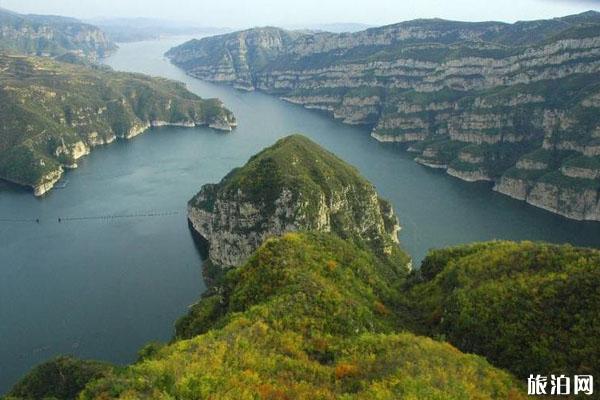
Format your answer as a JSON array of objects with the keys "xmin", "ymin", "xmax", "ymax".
[
  {"xmin": 0, "ymin": 54, "xmax": 236, "ymax": 196},
  {"xmin": 167, "ymin": 11, "xmax": 600, "ymax": 221},
  {"xmin": 188, "ymin": 135, "xmax": 404, "ymax": 268},
  {"xmin": 495, "ymin": 172, "xmax": 600, "ymax": 221}
]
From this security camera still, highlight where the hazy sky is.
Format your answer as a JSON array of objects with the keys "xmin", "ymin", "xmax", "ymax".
[{"xmin": 0, "ymin": 0, "xmax": 599, "ymax": 28}]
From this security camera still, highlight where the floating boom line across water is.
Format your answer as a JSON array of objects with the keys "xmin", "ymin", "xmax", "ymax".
[{"xmin": 0, "ymin": 210, "xmax": 182, "ymax": 224}]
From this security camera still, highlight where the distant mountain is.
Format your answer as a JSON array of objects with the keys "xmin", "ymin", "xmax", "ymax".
[
  {"xmin": 166, "ymin": 11, "xmax": 600, "ymax": 222},
  {"xmin": 0, "ymin": 8, "xmax": 116, "ymax": 61},
  {"xmin": 87, "ymin": 17, "xmax": 231, "ymax": 42},
  {"xmin": 0, "ymin": 53, "xmax": 236, "ymax": 196}
]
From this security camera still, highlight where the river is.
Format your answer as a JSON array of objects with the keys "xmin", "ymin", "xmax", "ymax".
[{"xmin": 1, "ymin": 36, "xmax": 599, "ymax": 394}]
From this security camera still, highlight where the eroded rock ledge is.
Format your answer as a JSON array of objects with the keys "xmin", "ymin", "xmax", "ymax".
[
  {"xmin": 167, "ymin": 12, "xmax": 600, "ymax": 221},
  {"xmin": 31, "ymin": 117, "xmax": 236, "ymax": 196}
]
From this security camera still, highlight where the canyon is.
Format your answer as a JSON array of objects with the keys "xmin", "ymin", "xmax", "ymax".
[{"xmin": 167, "ymin": 11, "xmax": 600, "ymax": 221}]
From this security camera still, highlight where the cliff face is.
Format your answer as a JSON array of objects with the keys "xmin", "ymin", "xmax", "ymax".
[
  {"xmin": 188, "ymin": 135, "xmax": 405, "ymax": 268},
  {"xmin": 0, "ymin": 8, "xmax": 116, "ymax": 61},
  {"xmin": 0, "ymin": 54, "xmax": 236, "ymax": 196},
  {"xmin": 166, "ymin": 27, "xmax": 303, "ymax": 90},
  {"xmin": 167, "ymin": 12, "xmax": 600, "ymax": 221}
]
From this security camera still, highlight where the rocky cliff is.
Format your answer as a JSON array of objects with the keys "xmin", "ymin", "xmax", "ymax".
[
  {"xmin": 188, "ymin": 134, "xmax": 405, "ymax": 268},
  {"xmin": 0, "ymin": 54, "xmax": 236, "ymax": 196},
  {"xmin": 0, "ymin": 8, "xmax": 116, "ymax": 61},
  {"xmin": 167, "ymin": 12, "xmax": 600, "ymax": 221}
]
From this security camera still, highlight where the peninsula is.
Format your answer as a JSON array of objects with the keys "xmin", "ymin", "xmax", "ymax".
[{"xmin": 0, "ymin": 54, "xmax": 236, "ymax": 196}]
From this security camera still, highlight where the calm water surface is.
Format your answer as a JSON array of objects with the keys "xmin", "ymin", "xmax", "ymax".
[{"xmin": 1, "ymin": 37, "xmax": 600, "ymax": 393}]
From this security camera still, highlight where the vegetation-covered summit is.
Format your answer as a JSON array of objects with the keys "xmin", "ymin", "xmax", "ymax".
[
  {"xmin": 188, "ymin": 135, "xmax": 407, "ymax": 267},
  {"xmin": 0, "ymin": 53, "xmax": 236, "ymax": 195},
  {"xmin": 167, "ymin": 11, "xmax": 600, "ymax": 221},
  {"xmin": 9, "ymin": 234, "xmax": 600, "ymax": 399},
  {"xmin": 0, "ymin": 8, "xmax": 116, "ymax": 61},
  {"xmin": 6, "ymin": 233, "xmax": 526, "ymax": 400}
]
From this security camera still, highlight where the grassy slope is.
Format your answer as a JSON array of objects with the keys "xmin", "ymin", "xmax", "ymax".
[
  {"xmin": 76, "ymin": 233, "xmax": 525, "ymax": 399},
  {"xmin": 4, "ymin": 357, "xmax": 113, "ymax": 400},
  {"xmin": 405, "ymin": 241, "xmax": 600, "ymax": 379},
  {"xmin": 9, "ymin": 236, "xmax": 600, "ymax": 399},
  {"xmin": 193, "ymin": 135, "xmax": 377, "ymax": 211}
]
